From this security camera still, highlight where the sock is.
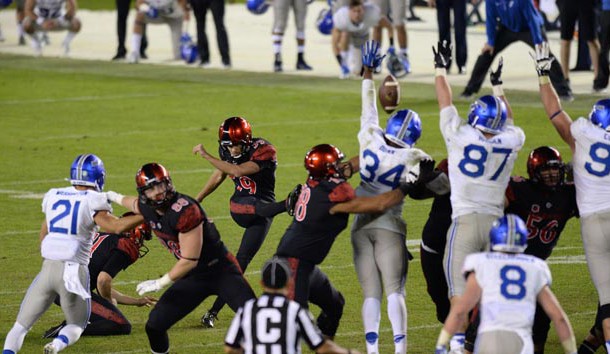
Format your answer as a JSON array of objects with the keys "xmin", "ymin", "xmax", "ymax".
[
  {"xmin": 605, "ymin": 340, "xmax": 610, "ymax": 353},
  {"xmin": 297, "ymin": 45, "xmax": 304, "ymax": 54},
  {"xmin": 17, "ymin": 23, "xmax": 24, "ymax": 37},
  {"xmin": 131, "ymin": 33, "xmax": 142, "ymax": 55},
  {"xmin": 53, "ymin": 324, "xmax": 83, "ymax": 351},
  {"xmin": 399, "ymin": 48, "xmax": 408, "ymax": 57},
  {"xmin": 387, "ymin": 293, "xmax": 407, "ymax": 354},
  {"xmin": 63, "ymin": 31, "xmax": 76, "ymax": 45},
  {"xmin": 362, "ymin": 298, "xmax": 381, "ymax": 354},
  {"xmin": 3, "ymin": 322, "xmax": 28, "ymax": 353},
  {"xmin": 272, "ymin": 34, "xmax": 282, "ymax": 56},
  {"xmin": 298, "ymin": 52, "xmax": 304, "ymax": 62}
]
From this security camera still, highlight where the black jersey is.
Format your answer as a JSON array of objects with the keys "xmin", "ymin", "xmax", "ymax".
[
  {"xmin": 88, "ymin": 233, "xmax": 136, "ymax": 291},
  {"xmin": 421, "ymin": 193, "xmax": 452, "ymax": 254},
  {"xmin": 276, "ymin": 178, "xmax": 355, "ymax": 264},
  {"xmin": 505, "ymin": 177, "xmax": 578, "ymax": 260},
  {"xmin": 219, "ymin": 137, "xmax": 277, "ymax": 204},
  {"xmin": 138, "ymin": 192, "xmax": 228, "ymax": 269}
]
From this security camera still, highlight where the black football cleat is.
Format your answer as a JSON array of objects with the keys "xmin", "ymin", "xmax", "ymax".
[
  {"xmin": 201, "ymin": 310, "xmax": 218, "ymax": 328},
  {"xmin": 273, "ymin": 60, "xmax": 283, "ymax": 73},
  {"xmin": 296, "ymin": 59, "xmax": 313, "ymax": 71}
]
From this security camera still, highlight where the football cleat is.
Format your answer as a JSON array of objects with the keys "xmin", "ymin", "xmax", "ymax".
[
  {"xmin": 467, "ymin": 95, "xmax": 507, "ymax": 134},
  {"xmin": 42, "ymin": 323, "xmax": 65, "ymax": 339},
  {"xmin": 296, "ymin": 59, "xmax": 313, "ymax": 71},
  {"xmin": 384, "ymin": 109, "xmax": 422, "ymax": 148},
  {"xmin": 31, "ymin": 38, "xmax": 43, "ymax": 57},
  {"xmin": 62, "ymin": 39, "xmax": 70, "ymax": 57},
  {"xmin": 68, "ymin": 154, "xmax": 106, "ymax": 191},
  {"xmin": 489, "ymin": 214, "xmax": 528, "ymax": 253},
  {"xmin": 18, "ymin": 34, "xmax": 26, "ymax": 46},
  {"xmin": 273, "ymin": 59, "xmax": 282, "ymax": 72},
  {"xmin": 201, "ymin": 310, "xmax": 218, "ymax": 328},
  {"xmin": 128, "ymin": 51, "xmax": 140, "ymax": 64},
  {"xmin": 399, "ymin": 52, "xmax": 411, "ymax": 74},
  {"xmin": 43, "ymin": 342, "xmax": 58, "ymax": 354},
  {"xmin": 339, "ymin": 64, "xmax": 350, "ymax": 79}
]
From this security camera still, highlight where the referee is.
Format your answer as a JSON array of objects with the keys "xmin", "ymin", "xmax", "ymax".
[{"xmin": 224, "ymin": 258, "xmax": 361, "ymax": 354}]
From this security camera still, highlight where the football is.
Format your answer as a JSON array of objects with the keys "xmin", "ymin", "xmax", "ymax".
[{"xmin": 378, "ymin": 74, "xmax": 401, "ymax": 114}]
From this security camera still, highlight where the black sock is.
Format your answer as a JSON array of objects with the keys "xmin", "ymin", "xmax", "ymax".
[
  {"xmin": 275, "ymin": 53, "xmax": 281, "ymax": 62},
  {"xmin": 298, "ymin": 52, "xmax": 304, "ymax": 62}
]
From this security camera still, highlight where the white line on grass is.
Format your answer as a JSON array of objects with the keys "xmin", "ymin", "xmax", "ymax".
[{"xmin": 0, "ymin": 93, "xmax": 160, "ymax": 105}]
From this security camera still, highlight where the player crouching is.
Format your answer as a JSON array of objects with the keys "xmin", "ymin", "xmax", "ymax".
[{"xmin": 22, "ymin": 0, "xmax": 81, "ymax": 57}]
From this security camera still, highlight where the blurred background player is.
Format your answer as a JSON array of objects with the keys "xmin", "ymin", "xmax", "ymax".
[
  {"xmin": 43, "ymin": 214, "xmax": 156, "ymax": 338},
  {"xmin": 435, "ymin": 214, "xmax": 577, "ymax": 354},
  {"xmin": 106, "ymin": 162, "xmax": 256, "ymax": 354},
  {"xmin": 271, "ymin": 0, "xmax": 312, "ymax": 72},
  {"xmin": 533, "ymin": 42, "xmax": 610, "ymax": 353},
  {"xmin": 428, "ymin": 0, "xmax": 467, "ymax": 74},
  {"xmin": 113, "ymin": 0, "xmax": 148, "ymax": 60},
  {"xmin": 459, "ymin": 0, "xmax": 573, "ymax": 102},
  {"xmin": 371, "ymin": 0, "xmax": 411, "ymax": 74},
  {"xmin": 192, "ymin": 116, "xmax": 277, "ymax": 328},
  {"xmin": 224, "ymin": 257, "xmax": 362, "ymax": 354},
  {"xmin": 190, "ymin": 0, "xmax": 231, "ymax": 68},
  {"xmin": 22, "ymin": 0, "xmax": 81, "ymax": 56},
  {"xmin": 2, "ymin": 154, "xmax": 144, "ymax": 354},
  {"xmin": 128, "ymin": 0, "xmax": 189, "ymax": 63},
  {"xmin": 594, "ymin": 0, "xmax": 610, "ymax": 93},
  {"xmin": 433, "ymin": 40, "xmax": 526, "ymax": 352},
  {"xmin": 350, "ymin": 40, "xmax": 432, "ymax": 354}
]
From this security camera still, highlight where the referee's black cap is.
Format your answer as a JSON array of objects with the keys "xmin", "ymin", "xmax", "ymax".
[{"xmin": 261, "ymin": 258, "xmax": 291, "ymax": 289}]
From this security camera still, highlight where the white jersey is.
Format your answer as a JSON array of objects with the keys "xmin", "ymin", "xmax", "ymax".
[
  {"xmin": 463, "ymin": 252, "xmax": 551, "ymax": 336},
  {"xmin": 332, "ymin": 3, "xmax": 380, "ymax": 36},
  {"xmin": 353, "ymin": 79, "xmax": 430, "ymax": 234},
  {"xmin": 34, "ymin": 0, "xmax": 65, "ymax": 19},
  {"xmin": 570, "ymin": 118, "xmax": 610, "ymax": 217},
  {"xmin": 146, "ymin": 0, "xmax": 175, "ymax": 11},
  {"xmin": 440, "ymin": 106, "xmax": 525, "ymax": 218},
  {"xmin": 41, "ymin": 186, "xmax": 111, "ymax": 265}
]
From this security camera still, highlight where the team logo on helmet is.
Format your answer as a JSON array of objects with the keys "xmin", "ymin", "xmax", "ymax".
[
  {"xmin": 489, "ymin": 214, "xmax": 528, "ymax": 253},
  {"xmin": 384, "ymin": 109, "xmax": 422, "ymax": 148},
  {"xmin": 467, "ymin": 95, "xmax": 507, "ymax": 134},
  {"xmin": 68, "ymin": 154, "xmax": 106, "ymax": 192}
]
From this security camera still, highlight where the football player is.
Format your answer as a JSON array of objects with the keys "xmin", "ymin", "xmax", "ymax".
[
  {"xmin": 2, "ymin": 154, "xmax": 144, "ymax": 354},
  {"xmin": 532, "ymin": 42, "xmax": 610, "ymax": 352},
  {"xmin": 22, "ymin": 0, "xmax": 81, "ymax": 56},
  {"xmin": 371, "ymin": 0, "xmax": 411, "ymax": 74},
  {"xmin": 435, "ymin": 214, "xmax": 577, "ymax": 354},
  {"xmin": 433, "ymin": 40, "xmax": 526, "ymax": 352},
  {"xmin": 192, "ymin": 116, "xmax": 278, "ymax": 328},
  {"xmin": 349, "ymin": 40, "xmax": 433, "ymax": 354},
  {"xmin": 43, "ymin": 214, "xmax": 156, "ymax": 338},
  {"xmin": 270, "ymin": 0, "xmax": 312, "ymax": 72},
  {"xmin": 128, "ymin": 0, "xmax": 189, "ymax": 63},
  {"xmin": 106, "ymin": 163, "xmax": 256, "ymax": 354},
  {"xmin": 274, "ymin": 143, "xmax": 433, "ymax": 339}
]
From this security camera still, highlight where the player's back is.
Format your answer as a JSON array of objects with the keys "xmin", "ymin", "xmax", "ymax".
[
  {"xmin": 464, "ymin": 252, "xmax": 551, "ymax": 336},
  {"xmin": 332, "ymin": 3, "xmax": 380, "ymax": 34},
  {"xmin": 570, "ymin": 118, "xmax": 610, "ymax": 216},
  {"xmin": 41, "ymin": 186, "xmax": 111, "ymax": 265}
]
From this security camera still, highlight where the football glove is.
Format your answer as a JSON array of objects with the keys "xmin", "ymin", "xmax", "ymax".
[
  {"xmin": 286, "ymin": 184, "xmax": 302, "ymax": 216},
  {"xmin": 361, "ymin": 40, "xmax": 385, "ymax": 70},
  {"xmin": 106, "ymin": 191, "xmax": 124, "ymax": 205},
  {"xmin": 432, "ymin": 40, "xmax": 452, "ymax": 69},
  {"xmin": 416, "ymin": 158, "xmax": 437, "ymax": 185},
  {"xmin": 490, "ymin": 56, "xmax": 504, "ymax": 86},
  {"xmin": 136, "ymin": 274, "xmax": 173, "ymax": 295},
  {"xmin": 530, "ymin": 42, "xmax": 554, "ymax": 77}
]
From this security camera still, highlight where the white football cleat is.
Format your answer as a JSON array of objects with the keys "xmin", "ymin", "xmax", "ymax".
[
  {"xmin": 62, "ymin": 40, "xmax": 70, "ymax": 57},
  {"xmin": 31, "ymin": 39, "xmax": 43, "ymax": 57},
  {"xmin": 128, "ymin": 51, "xmax": 140, "ymax": 64},
  {"xmin": 43, "ymin": 342, "xmax": 58, "ymax": 354},
  {"xmin": 0, "ymin": 26, "xmax": 5, "ymax": 42}
]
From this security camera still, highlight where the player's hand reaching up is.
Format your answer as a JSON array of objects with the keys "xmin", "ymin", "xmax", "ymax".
[
  {"xmin": 490, "ymin": 57, "xmax": 504, "ymax": 86},
  {"xmin": 530, "ymin": 42, "xmax": 554, "ymax": 77},
  {"xmin": 432, "ymin": 40, "xmax": 452, "ymax": 69},
  {"xmin": 361, "ymin": 40, "xmax": 385, "ymax": 71}
]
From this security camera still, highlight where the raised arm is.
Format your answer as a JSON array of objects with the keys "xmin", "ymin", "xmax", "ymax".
[
  {"xmin": 329, "ymin": 187, "xmax": 407, "ymax": 214},
  {"xmin": 196, "ymin": 169, "xmax": 227, "ymax": 202},
  {"xmin": 361, "ymin": 40, "xmax": 385, "ymax": 128},
  {"xmin": 433, "ymin": 41, "xmax": 453, "ymax": 110},
  {"xmin": 531, "ymin": 43, "xmax": 575, "ymax": 151},
  {"xmin": 490, "ymin": 57, "xmax": 514, "ymax": 122},
  {"xmin": 94, "ymin": 211, "xmax": 144, "ymax": 235},
  {"xmin": 193, "ymin": 144, "xmax": 261, "ymax": 177}
]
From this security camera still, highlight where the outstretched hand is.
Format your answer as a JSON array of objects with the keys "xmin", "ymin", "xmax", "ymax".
[
  {"xmin": 192, "ymin": 144, "xmax": 209, "ymax": 158},
  {"xmin": 361, "ymin": 40, "xmax": 386, "ymax": 70},
  {"xmin": 529, "ymin": 42, "xmax": 554, "ymax": 77},
  {"xmin": 286, "ymin": 184, "xmax": 302, "ymax": 216},
  {"xmin": 490, "ymin": 57, "xmax": 504, "ymax": 86},
  {"xmin": 432, "ymin": 40, "xmax": 452, "ymax": 69},
  {"xmin": 416, "ymin": 158, "xmax": 437, "ymax": 185}
]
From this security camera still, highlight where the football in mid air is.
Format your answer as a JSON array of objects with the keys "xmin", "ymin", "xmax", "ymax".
[{"xmin": 378, "ymin": 75, "xmax": 401, "ymax": 114}]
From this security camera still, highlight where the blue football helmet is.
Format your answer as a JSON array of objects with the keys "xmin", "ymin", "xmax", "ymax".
[
  {"xmin": 180, "ymin": 33, "xmax": 199, "ymax": 64},
  {"xmin": 246, "ymin": 0, "xmax": 269, "ymax": 15},
  {"xmin": 68, "ymin": 154, "xmax": 106, "ymax": 192},
  {"xmin": 0, "ymin": 0, "xmax": 13, "ymax": 9},
  {"xmin": 468, "ymin": 95, "xmax": 507, "ymax": 134},
  {"xmin": 589, "ymin": 99, "xmax": 610, "ymax": 131},
  {"xmin": 384, "ymin": 109, "xmax": 422, "ymax": 148},
  {"xmin": 489, "ymin": 214, "xmax": 528, "ymax": 253},
  {"xmin": 316, "ymin": 8, "xmax": 333, "ymax": 35}
]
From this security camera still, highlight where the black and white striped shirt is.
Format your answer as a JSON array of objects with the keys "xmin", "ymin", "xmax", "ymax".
[{"xmin": 225, "ymin": 293, "xmax": 325, "ymax": 354}]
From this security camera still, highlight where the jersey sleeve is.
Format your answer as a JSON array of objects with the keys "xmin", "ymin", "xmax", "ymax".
[
  {"xmin": 251, "ymin": 143, "xmax": 277, "ymax": 170},
  {"xmin": 439, "ymin": 105, "xmax": 463, "ymax": 139},
  {"xmin": 175, "ymin": 199, "xmax": 204, "ymax": 233},
  {"xmin": 89, "ymin": 191, "xmax": 112, "ymax": 217},
  {"xmin": 329, "ymin": 182, "xmax": 356, "ymax": 203},
  {"xmin": 224, "ymin": 306, "xmax": 245, "ymax": 348},
  {"xmin": 332, "ymin": 7, "xmax": 348, "ymax": 31},
  {"xmin": 506, "ymin": 126, "xmax": 526, "ymax": 151},
  {"xmin": 297, "ymin": 307, "xmax": 325, "ymax": 350},
  {"xmin": 570, "ymin": 117, "xmax": 588, "ymax": 140},
  {"xmin": 361, "ymin": 79, "xmax": 379, "ymax": 130},
  {"xmin": 42, "ymin": 189, "xmax": 53, "ymax": 213}
]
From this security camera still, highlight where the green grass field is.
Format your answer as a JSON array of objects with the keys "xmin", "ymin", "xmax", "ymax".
[{"xmin": 0, "ymin": 52, "xmax": 601, "ymax": 353}]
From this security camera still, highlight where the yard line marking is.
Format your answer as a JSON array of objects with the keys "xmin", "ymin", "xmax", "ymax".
[{"xmin": 0, "ymin": 93, "xmax": 160, "ymax": 105}]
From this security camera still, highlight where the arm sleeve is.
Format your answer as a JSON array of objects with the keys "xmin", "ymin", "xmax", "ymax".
[
  {"xmin": 439, "ymin": 105, "xmax": 462, "ymax": 139},
  {"xmin": 90, "ymin": 191, "xmax": 113, "ymax": 217},
  {"xmin": 255, "ymin": 200, "xmax": 287, "ymax": 217},
  {"xmin": 297, "ymin": 307, "xmax": 325, "ymax": 349},
  {"xmin": 329, "ymin": 182, "xmax": 356, "ymax": 203},
  {"xmin": 224, "ymin": 307, "xmax": 245, "ymax": 348},
  {"xmin": 361, "ymin": 79, "xmax": 379, "ymax": 130},
  {"xmin": 486, "ymin": 1, "xmax": 497, "ymax": 46},
  {"xmin": 522, "ymin": 0, "xmax": 544, "ymax": 45},
  {"xmin": 175, "ymin": 202, "xmax": 205, "ymax": 233},
  {"xmin": 251, "ymin": 143, "xmax": 277, "ymax": 169}
]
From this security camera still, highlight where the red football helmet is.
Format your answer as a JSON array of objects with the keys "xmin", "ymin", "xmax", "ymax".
[
  {"xmin": 527, "ymin": 146, "xmax": 565, "ymax": 188},
  {"xmin": 218, "ymin": 117, "xmax": 252, "ymax": 147},
  {"xmin": 121, "ymin": 212, "xmax": 153, "ymax": 258},
  {"xmin": 304, "ymin": 144, "xmax": 345, "ymax": 180},
  {"xmin": 135, "ymin": 163, "xmax": 176, "ymax": 208}
]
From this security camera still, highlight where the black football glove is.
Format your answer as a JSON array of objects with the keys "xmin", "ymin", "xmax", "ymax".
[
  {"xmin": 286, "ymin": 184, "xmax": 302, "ymax": 216},
  {"xmin": 490, "ymin": 56, "xmax": 504, "ymax": 86},
  {"xmin": 416, "ymin": 158, "xmax": 437, "ymax": 185},
  {"xmin": 432, "ymin": 40, "xmax": 452, "ymax": 69}
]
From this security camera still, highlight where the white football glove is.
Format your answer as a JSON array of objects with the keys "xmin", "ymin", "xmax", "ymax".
[
  {"xmin": 136, "ymin": 274, "xmax": 173, "ymax": 295},
  {"xmin": 530, "ymin": 42, "xmax": 554, "ymax": 76},
  {"xmin": 105, "ymin": 191, "xmax": 124, "ymax": 205}
]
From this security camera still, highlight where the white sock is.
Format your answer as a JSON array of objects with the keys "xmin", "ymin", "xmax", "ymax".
[
  {"xmin": 297, "ymin": 45, "xmax": 304, "ymax": 53},
  {"xmin": 387, "ymin": 293, "xmax": 407, "ymax": 354},
  {"xmin": 362, "ymin": 297, "xmax": 381, "ymax": 354},
  {"xmin": 131, "ymin": 33, "xmax": 142, "ymax": 55},
  {"xmin": 605, "ymin": 340, "xmax": 610, "ymax": 353},
  {"xmin": 63, "ymin": 31, "xmax": 76, "ymax": 45},
  {"xmin": 3, "ymin": 322, "xmax": 29, "ymax": 353},
  {"xmin": 400, "ymin": 48, "xmax": 408, "ymax": 56},
  {"xmin": 17, "ymin": 23, "xmax": 24, "ymax": 37},
  {"xmin": 53, "ymin": 324, "xmax": 83, "ymax": 351}
]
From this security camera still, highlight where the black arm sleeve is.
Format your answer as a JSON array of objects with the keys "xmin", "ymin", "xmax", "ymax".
[{"xmin": 255, "ymin": 200, "xmax": 287, "ymax": 218}]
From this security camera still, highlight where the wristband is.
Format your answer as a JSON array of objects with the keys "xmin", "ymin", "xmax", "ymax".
[
  {"xmin": 435, "ymin": 68, "xmax": 447, "ymax": 77},
  {"xmin": 106, "ymin": 191, "xmax": 125, "ymax": 205},
  {"xmin": 561, "ymin": 336, "xmax": 576, "ymax": 354},
  {"xmin": 492, "ymin": 85, "xmax": 504, "ymax": 97},
  {"xmin": 549, "ymin": 110, "xmax": 563, "ymax": 120},
  {"xmin": 158, "ymin": 273, "xmax": 174, "ymax": 288},
  {"xmin": 538, "ymin": 75, "xmax": 550, "ymax": 85}
]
